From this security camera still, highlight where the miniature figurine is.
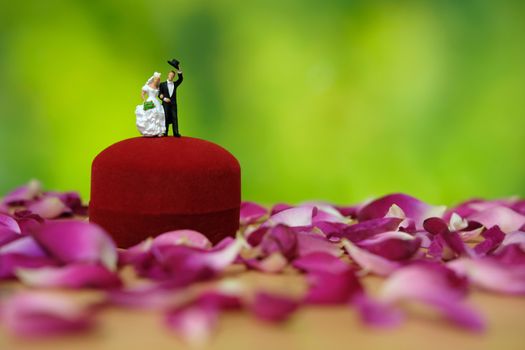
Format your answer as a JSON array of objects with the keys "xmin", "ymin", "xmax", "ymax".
[
  {"xmin": 159, "ymin": 59, "xmax": 183, "ymax": 137},
  {"xmin": 135, "ymin": 72, "xmax": 166, "ymax": 137}
]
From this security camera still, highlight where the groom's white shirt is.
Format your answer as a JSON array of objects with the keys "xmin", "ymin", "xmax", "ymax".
[{"xmin": 167, "ymin": 80, "xmax": 174, "ymax": 97}]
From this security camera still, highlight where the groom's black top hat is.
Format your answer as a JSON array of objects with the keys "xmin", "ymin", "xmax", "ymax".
[{"xmin": 168, "ymin": 59, "xmax": 180, "ymax": 70}]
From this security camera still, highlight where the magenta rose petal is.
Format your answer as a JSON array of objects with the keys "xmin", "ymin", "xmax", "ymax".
[
  {"xmin": 474, "ymin": 226, "xmax": 505, "ymax": 256},
  {"xmin": 264, "ymin": 206, "xmax": 315, "ymax": 227},
  {"xmin": 152, "ymin": 230, "xmax": 212, "ymax": 250},
  {"xmin": 165, "ymin": 304, "xmax": 219, "ymax": 346},
  {"xmin": 248, "ymin": 292, "xmax": 298, "ymax": 322},
  {"xmin": 240, "ymin": 202, "xmax": 268, "ymax": 226},
  {"xmin": 447, "ymin": 257, "xmax": 525, "ymax": 295},
  {"xmin": 305, "ymin": 269, "xmax": 363, "ymax": 304},
  {"xmin": 0, "ymin": 213, "xmax": 21, "ymax": 233},
  {"xmin": 357, "ymin": 231, "xmax": 422, "ymax": 261},
  {"xmin": 329, "ymin": 217, "xmax": 403, "ymax": 242},
  {"xmin": 351, "ymin": 294, "xmax": 405, "ymax": 328},
  {"xmin": 493, "ymin": 244, "xmax": 525, "ymax": 266},
  {"xmin": 26, "ymin": 196, "xmax": 71, "ymax": 219},
  {"xmin": 0, "ymin": 227, "xmax": 22, "ymax": 247},
  {"xmin": 296, "ymin": 233, "xmax": 342, "ymax": 257},
  {"xmin": 0, "ymin": 235, "xmax": 48, "ymax": 257},
  {"xmin": 243, "ymin": 253, "xmax": 288, "ymax": 273},
  {"xmin": 357, "ymin": 193, "xmax": 446, "ymax": 230},
  {"xmin": 468, "ymin": 206, "xmax": 525, "ymax": 233},
  {"xmin": 0, "ymin": 291, "xmax": 95, "ymax": 337},
  {"xmin": 31, "ymin": 220, "xmax": 118, "ymax": 270},
  {"xmin": 260, "ymin": 224, "xmax": 297, "ymax": 259},
  {"xmin": 342, "ymin": 239, "xmax": 400, "ymax": 276},
  {"xmin": 1, "ymin": 180, "xmax": 42, "ymax": 206},
  {"xmin": 292, "ymin": 252, "xmax": 351, "ymax": 274},
  {"xmin": 15, "ymin": 264, "xmax": 122, "ymax": 289},
  {"xmin": 0, "ymin": 254, "xmax": 58, "ymax": 279},
  {"xmin": 423, "ymin": 217, "xmax": 475, "ymax": 258},
  {"xmin": 380, "ymin": 262, "xmax": 483, "ymax": 331}
]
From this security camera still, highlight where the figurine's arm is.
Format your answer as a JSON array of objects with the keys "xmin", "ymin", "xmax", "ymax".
[
  {"xmin": 174, "ymin": 71, "xmax": 184, "ymax": 87},
  {"xmin": 141, "ymin": 90, "xmax": 147, "ymax": 102}
]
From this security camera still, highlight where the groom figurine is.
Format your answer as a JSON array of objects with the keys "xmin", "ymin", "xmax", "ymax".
[{"xmin": 159, "ymin": 59, "xmax": 183, "ymax": 137}]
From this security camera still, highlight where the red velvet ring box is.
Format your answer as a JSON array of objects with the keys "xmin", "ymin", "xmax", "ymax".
[{"xmin": 89, "ymin": 137, "xmax": 241, "ymax": 248}]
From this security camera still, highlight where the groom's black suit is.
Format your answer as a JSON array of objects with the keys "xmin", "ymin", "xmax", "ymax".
[{"xmin": 159, "ymin": 72, "xmax": 183, "ymax": 136}]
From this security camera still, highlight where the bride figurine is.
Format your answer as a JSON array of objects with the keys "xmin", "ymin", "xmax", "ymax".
[{"xmin": 135, "ymin": 72, "xmax": 166, "ymax": 137}]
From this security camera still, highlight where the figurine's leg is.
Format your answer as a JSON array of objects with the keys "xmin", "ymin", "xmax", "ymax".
[
  {"xmin": 163, "ymin": 105, "xmax": 170, "ymax": 136},
  {"xmin": 173, "ymin": 106, "xmax": 181, "ymax": 137}
]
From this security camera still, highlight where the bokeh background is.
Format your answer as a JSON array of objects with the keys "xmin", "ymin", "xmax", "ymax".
[{"xmin": 0, "ymin": 0, "xmax": 524, "ymax": 206}]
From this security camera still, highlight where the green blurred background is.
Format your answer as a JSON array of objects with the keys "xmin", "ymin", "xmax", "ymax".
[{"xmin": 0, "ymin": 0, "xmax": 524, "ymax": 206}]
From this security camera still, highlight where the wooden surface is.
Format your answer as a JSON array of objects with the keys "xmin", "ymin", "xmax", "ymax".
[{"xmin": 1, "ymin": 267, "xmax": 524, "ymax": 350}]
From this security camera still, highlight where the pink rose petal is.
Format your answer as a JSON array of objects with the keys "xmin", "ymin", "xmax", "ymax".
[
  {"xmin": 329, "ymin": 217, "xmax": 403, "ymax": 242},
  {"xmin": 305, "ymin": 269, "xmax": 363, "ymax": 304},
  {"xmin": 296, "ymin": 233, "xmax": 342, "ymax": 257},
  {"xmin": 248, "ymin": 292, "xmax": 298, "ymax": 322},
  {"xmin": 342, "ymin": 239, "xmax": 400, "ymax": 276},
  {"xmin": 447, "ymin": 258, "xmax": 525, "ymax": 295},
  {"xmin": 468, "ymin": 206, "xmax": 525, "ymax": 233},
  {"xmin": 16, "ymin": 264, "xmax": 122, "ymax": 289},
  {"xmin": 351, "ymin": 294, "xmax": 405, "ymax": 328},
  {"xmin": 0, "ymin": 213, "xmax": 21, "ymax": 233},
  {"xmin": 1, "ymin": 180, "xmax": 42, "ymax": 206},
  {"xmin": 358, "ymin": 193, "xmax": 445, "ymax": 230},
  {"xmin": 165, "ymin": 304, "xmax": 219, "ymax": 346},
  {"xmin": 240, "ymin": 202, "xmax": 268, "ymax": 226},
  {"xmin": 26, "ymin": 196, "xmax": 71, "ymax": 219},
  {"xmin": 380, "ymin": 262, "xmax": 483, "ymax": 331},
  {"xmin": 264, "ymin": 206, "xmax": 316, "ymax": 227},
  {"xmin": 357, "ymin": 231, "xmax": 421, "ymax": 261},
  {"xmin": 153, "ymin": 230, "xmax": 212, "ymax": 250},
  {"xmin": 32, "ymin": 220, "xmax": 117, "ymax": 270},
  {"xmin": 292, "ymin": 252, "xmax": 351, "ymax": 274},
  {"xmin": 1, "ymin": 291, "xmax": 95, "ymax": 337}
]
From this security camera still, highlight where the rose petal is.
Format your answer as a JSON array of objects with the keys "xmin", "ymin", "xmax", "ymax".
[
  {"xmin": 423, "ymin": 218, "xmax": 475, "ymax": 258},
  {"xmin": 240, "ymin": 202, "xmax": 268, "ymax": 226},
  {"xmin": 351, "ymin": 294, "xmax": 405, "ymax": 328},
  {"xmin": 342, "ymin": 239, "xmax": 400, "ymax": 276},
  {"xmin": 16, "ymin": 264, "xmax": 122, "ymax": 289},
  {"xmin": 248, "ymin": 292, "xmax": 298, "ymax": 322},
  {"xmin": 292, "ymin": 252, "xmax": 351, "ymax": 274},
  {"xmin": 305, "ymin": 269, "xmax": 363, "ymax": 304},
  {"xmin": 447, "ymin": 257, "xmax": 525, "ymax": 295},
  {"xmin": 358, "ymin": 193, "xmax": 445, "ymax": 230},
  {"xmin": 0, "ymin": 291, "xmax": 94, "ymax": 337},
  {"xmin": 244, "ymin": 252, "xmax": 288, "ymax": 273},
  {"xmin": 296, "ymin": 233, "xmax": 342, "ymax": 257},
  {"xmin": 0, "ymin": 254, "xmax": 58, "ymax": 279},
  {"xmin": 264, "ymin": 206, "xmax": 316, "ymax": 227},
  {"xmin": 357, "ymin": 231, "xmax": 422, "ymax": 261},
  {"xmin": 260, "ymin": 224, "xmax": 297, "ymax": 259},
  {"xmin": 0, "ymin": 235, "xmax": 48, "ymax": 257},
  {"xmin": 32, "ymin": 220, "xmax": 118, "ymax": 270},
  {"xmin": 468, "ymin": 206, "xmax": 525, "ymax": 233},
  {"xmin": 329, "ymin": 217, "xmax": 403, "ymax": 242},
  {"xmin": 153, "ymin": 230, "xmax": 212, "ymax": 250},
  {"xmin": 26, "ymin": 197, "xmax": 71, "ymax": 219},
  {"xmin": 0, "ymin": 213, "xmax": 21, "ymax": 233},
  {"xmin": 381, "ymin": 262, "xmax": 483, "ymax": 331},
  {"xmin": 165, "ymin": 304, "xmax": 219, "ymax": 346},
  {"xmin": 1, "ymin": 179, "xmax": 42, "ymax": 206},
  {"xmin": 474, "ymin": 226, "xmax": 505, "ymax": 256}
]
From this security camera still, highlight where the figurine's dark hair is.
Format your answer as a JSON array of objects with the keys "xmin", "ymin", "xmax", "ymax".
[{"xmin": 169, "ymin": 70, "xmax": 177, "ymax": 75}]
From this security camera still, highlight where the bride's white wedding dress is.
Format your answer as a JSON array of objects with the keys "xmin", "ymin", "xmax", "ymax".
[{"xmin": 135, "ymin": 84, "xmax": 166, "ymax": 137}]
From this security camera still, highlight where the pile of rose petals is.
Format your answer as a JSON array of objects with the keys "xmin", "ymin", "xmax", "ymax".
[{"xmin": 1, "ymin": 180, "xmax": 525, "ymax": 342}]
